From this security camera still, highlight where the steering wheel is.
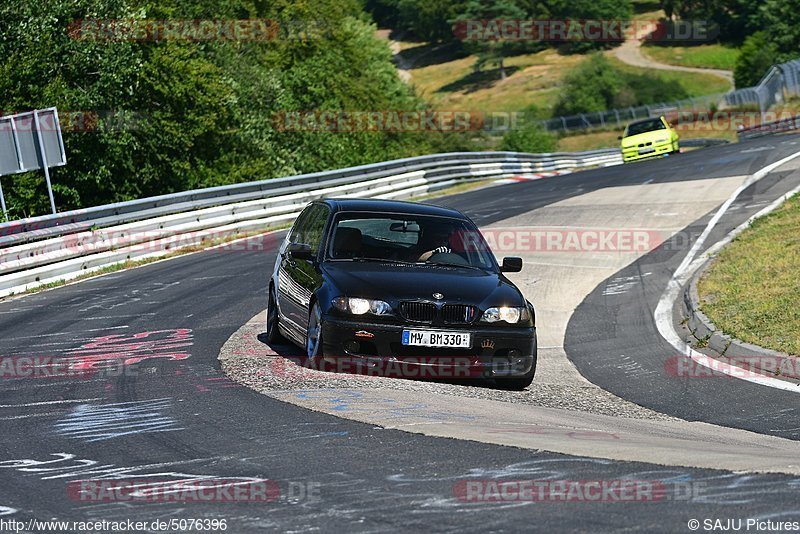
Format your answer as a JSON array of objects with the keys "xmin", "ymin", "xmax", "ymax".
[{"xmin": 427, "ymin": 251, "xmax": 469, "ymax": 266}]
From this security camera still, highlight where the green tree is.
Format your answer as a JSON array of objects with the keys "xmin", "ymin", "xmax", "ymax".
[
  {"xmin": 553, "ymin": 54, "xmax": 623, "ymax": 115},
  {"xmin": 757, "ymin": 0, "xmax": 800, "ymax": 62},
  {"xmin": 0, "ymin": 0, "xmax": 450, "ymax": 218},
  {"xmin": 452, "ymin": 0, "xmax": 528, "ymax": 79},
  {"xmin": 553, "ymin": 54, "xmax": 688, "ymax": 116},
  {"xmin": 734, "ymin": 32, "xmax": 778, "ymax": 88},
  {"xmin": 499, "ymin": 121, "xmax": 556, "ymax": 153},
  {"xmin": 548, "ymin": 0, "xmax": 633, "ymax": 54}
]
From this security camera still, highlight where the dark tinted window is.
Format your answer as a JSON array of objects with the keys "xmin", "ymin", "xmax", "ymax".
[
  {"xmin": 327, "ymin": 212, "xmax": 495, "ymax": 269},
  {"xmin": 303, "ymin": 204, "xmax": 330, "ymax": 253},
  {"xmin": 288, "ymin": 206, "xmax": 312, "ymax": 243},
  {"xmin": 625, "ymin": 118, "xmax": 666, "ymax": 137}
]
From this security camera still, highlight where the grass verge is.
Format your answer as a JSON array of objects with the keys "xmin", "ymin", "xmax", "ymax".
[
  {"xmin": 641, "ymin": 43, "xmax": 739, "ymax": 71},
  {"xmin": 698, "ymin": 193, "xmax": 800, "ymax": 355},
  {"xmin": 606, "ymin": 55, "xmax": 732, "ymax": 95},
  {"xmin": 407, "ymin": 47, "xmax": 583, "ymax": 114}
]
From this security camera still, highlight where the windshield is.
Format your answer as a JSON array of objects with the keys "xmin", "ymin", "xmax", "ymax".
[
  {"xmin": 625, "ymin": 118, "xmax": 666, "ymax": 137},
  {"xmin": 326, "ymin": 212, "xmax": 496, "ymax": 270}
]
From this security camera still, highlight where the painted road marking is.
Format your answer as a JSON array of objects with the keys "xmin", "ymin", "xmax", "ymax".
[{"xmin": 655, "ymin": 150, "xmax": 800, "ymax": 394}]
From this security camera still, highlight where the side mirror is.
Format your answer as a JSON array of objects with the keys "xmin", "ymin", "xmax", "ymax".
[
  {"xmin": 287, "ymin": 242, "xmax": 313, "ymax": 261},
  {"xmin": 617, "ymin": 135, "xmax": 623, "ymax": 140},
  {"xmin": 500, "ymin": 256, "xmax": 523, "ymax": 273}
]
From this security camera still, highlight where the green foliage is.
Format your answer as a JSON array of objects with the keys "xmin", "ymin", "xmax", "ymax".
[
  {"xmin": 499, "ymin": 120, "xmax": 556, "ymax": 153},
  {"xmin": 0, "ymin": 0, "xmax": 458, "ymax": 218},
  {"xmin": 757, "ymin": 0, "xmax": 800, "ymax": 63},
  {"xmin": 734, "ymin": 32, "xmax": 778, "ymax": 89},
  {"xmin": 669, "ymin": 0, "xmax": 758, "ymax": 45},
  {"xmin": 661, "ymin": 0, "xmax": 799, "ymax": 57},
  {"xmin": 365, "ymin": 0, "xmax": 465, "ymax": 42},
  {"xmin": 552, "ymin": 55, "xmax": 622, "ymax": 115},
  {"xmin": 553, "ymin": 54, "xmax": 688, "ymax": 116},
  {"xmin": 452, "ymin": 0, "xmax": 529, "ymax": 79},
  {"xmin": 549, "ymin": 0, "xmax": 633, "ymax": 54}
]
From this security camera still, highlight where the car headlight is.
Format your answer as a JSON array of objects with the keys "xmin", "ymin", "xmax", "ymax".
[
  {"xmin": 480, "ymin": 306, "xmax": 530, "ymax": 324},
  {"xmin": 332, "ymin": 297, "xmax": 392, "ymax": 315}
]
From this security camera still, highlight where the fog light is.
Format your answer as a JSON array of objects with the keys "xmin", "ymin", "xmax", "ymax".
[{"xmin": 344, "ymin": 340, "xmax": 359, "ymax": 353}]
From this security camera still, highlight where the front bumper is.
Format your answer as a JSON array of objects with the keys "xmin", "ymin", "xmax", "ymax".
[
  {"xmin": 320, "ymin": 316, "xmax": 536, "ymax": 379},
  {"xmin": 622, "ymin": 141, "xmax": 676, "ymax": 162}
]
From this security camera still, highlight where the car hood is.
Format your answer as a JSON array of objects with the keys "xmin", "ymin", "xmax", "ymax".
[
  {"xmin": 621, "ymin": 130, "xmax": 673, "ymax": 148},
  {"xmin": 321, "ymin": 261, "xmax": 525, "ymax": 307}
]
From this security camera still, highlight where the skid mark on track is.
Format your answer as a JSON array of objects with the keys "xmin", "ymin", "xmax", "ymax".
[
  {"xmin": 602, "ymin": 273, "xmax": 651, "ymax": 296},
  {"xmin": 54, "ymin": 399, "xmax": 183, "ymax": 442},
  {"xmin": 0, "ymin": 329, "xmax": 194, "ymax": 372}
]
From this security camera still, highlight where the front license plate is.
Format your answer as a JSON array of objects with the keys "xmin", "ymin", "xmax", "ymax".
[
  {"xmin": 638, "ymin": 147, "xmax": 655, "ymax": 155},
  {"xmin": 402, "ymin": 330, "xmax": 471, "ymax": 348}
]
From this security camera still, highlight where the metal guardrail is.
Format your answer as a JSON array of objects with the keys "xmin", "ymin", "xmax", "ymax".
[
  {"xmin": 725, "ymin": 59, "xmax": 800, "ymax": 113},
  {"xmin": 540, "ymin": 94, "xmax": 726, "ymax": 134},
  {"xmin": 0, "ymin": 149, "xmax": 622, "ymax": 298},
  {"xmin": 0, "ymin": 150, "xmax": 618, "ymax": 245},
  {"xmin": 737, "ymin": 113, "xmax": 800, "ymax": 140},
  {"xmin": 543, "ymin": 58, "xmax": 800, "ymax": 134}
]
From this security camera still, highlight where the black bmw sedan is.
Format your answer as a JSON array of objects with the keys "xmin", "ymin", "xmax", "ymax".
[{"xmin": 267, "ymin": 198, "xmax": 537, "ymax": 389}]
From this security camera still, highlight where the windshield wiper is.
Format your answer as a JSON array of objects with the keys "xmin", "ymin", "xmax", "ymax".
[
  {"xmin": 427, "ymin": 261, "xmax": 487, "ymax": 271},
  {"xmin": 349, "ymin": 257, "xmax": 416, "ymax": 265}
]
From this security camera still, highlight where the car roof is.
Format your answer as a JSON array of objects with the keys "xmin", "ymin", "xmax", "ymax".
[{"xmin": 320, "ymin": 198, "xmax": 467, "ymax": 219}]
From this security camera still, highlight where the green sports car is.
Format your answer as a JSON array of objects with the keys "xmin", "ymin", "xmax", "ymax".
[{"xmin": 620, "ymin": 116, "xmax": 680, "ymax": 163}]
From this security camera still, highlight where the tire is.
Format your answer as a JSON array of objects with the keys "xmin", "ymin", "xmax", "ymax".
[
  {"xmin": 496, "ymin": 357, "xmax": 536, "ymax": 390},
  {"xmin": 266, "ymin": 286, "xmax": 286, "ymax": 344},
  {"xmin": 305, "ymin": 301, "xmax": 326, "ymax": 370}
]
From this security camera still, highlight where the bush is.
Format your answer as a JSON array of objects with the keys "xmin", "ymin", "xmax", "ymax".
[
  {"xmin": 552, "ymin": 55, "xmax": 624, "ymax": 116},
  {"xmin": 500, "ymin": 121, "xmax": 557, "ymax": 153},
  {"xmin": 734, "ymin": 32, "xmax": 778, "ymax": 88},
  {"xmin": 553, "ymin": 54, "xmax": 689, "ymax": 116}
]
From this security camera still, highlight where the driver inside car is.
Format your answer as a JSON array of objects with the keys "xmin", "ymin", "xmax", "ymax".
[{"xmin": 417, "ymin": 224, "xmax": 455, "ymax": 261}]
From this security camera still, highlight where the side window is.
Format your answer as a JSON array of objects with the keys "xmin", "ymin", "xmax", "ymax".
[
  {"xmin": 304, "ymin": 204, "xmax": 331, "ymax": 253},
  {"xmin": 289, "ymin": 206, "xmax": 313, "ymax": 243}
]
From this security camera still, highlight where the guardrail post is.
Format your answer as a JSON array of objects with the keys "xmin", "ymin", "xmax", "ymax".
[
  {"xmin": 33, "ymin": 111, "xmax": 57, "ymax": 215},
  {"xmin": 0, "ymin": 178, "xmax": 7, "ymax": 220}
]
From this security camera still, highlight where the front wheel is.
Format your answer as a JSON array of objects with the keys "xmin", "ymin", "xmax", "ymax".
[
  {"xmin": 266, "ymin": 287, "xmax": 286, "ymax": 344},
  {"xmin": 305, "ymin": 302, "xmax": 327, "ymax": 370},
  {"xmin": 495, "ymin": 358, "xmax": 536, "ymax": 390}
]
